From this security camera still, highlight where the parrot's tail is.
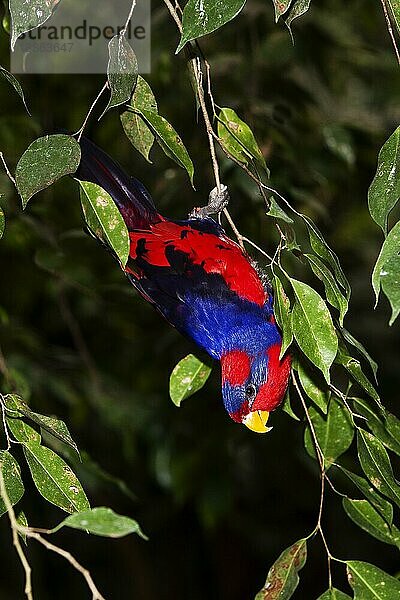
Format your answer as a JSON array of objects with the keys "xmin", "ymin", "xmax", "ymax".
[{"xmin": 75, "ymin": 136, "xmax": 160, "ymax": 230}]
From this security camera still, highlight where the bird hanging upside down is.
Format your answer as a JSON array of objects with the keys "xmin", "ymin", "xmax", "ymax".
[{"xmin": 75, "ymin": 138, "xmax": 291, "ymax": 433}]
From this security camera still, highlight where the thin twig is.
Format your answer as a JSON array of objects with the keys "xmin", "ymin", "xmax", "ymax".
[
  {"xmin": 0, "ymin": 463, "xmax": 33, "ymax": 600},
  {"xmin": 122, "ymin": 0, "xmax": 137, "ymax": 34},
  {"xmin": 75, "ymin": 82, "xmax": 108, "ymax": 142},
  {"xmin": 380, "ymin": 0, "xmax": 400, "ymax": 66},
  {"xmin": 0, "ymin": 395, "xmax": 11, "ymax": 451},
  {"xmin": 164, "ymin": 0, "xmax": 183, "ymax": 33},
  {"xmin": 22, "ymin": 529, "xmax": 106, "ymax": 600},
  {"xmin": 0, "ymin": 151, "xmax": 16, "ymax": 186}
]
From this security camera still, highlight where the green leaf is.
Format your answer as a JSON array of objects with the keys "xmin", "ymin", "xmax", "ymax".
[
  {"xmin": 255, "ymin": 538, "xmax": 307, "ymax": 600},
  {"xmin": 0, "ymin": 207, "xmax": 4, "ymax": 239},
  {"xmin": 290, "ymin": 278, "xmax": 338, "ymax": 382},
  {"xmin": 177, "ymin": 0, "xmax": 246, "ymax": 52},
  {"xmin": 357, "ymin": 429, "xmax": 400, "ymax": 508},
  {"xmin": 323, "ymin": 124, "xmax": 355, "ymax": 167},
  {"xmin": 301, "ymin": 214, "xmax": 350, "ymax": 300},
  {"xmin": 272, "ymin": 0, "xmax": 292, "ymax": 22},
  {"xmin": 304, "ymin": 398, "xmax": 354, "ymax": 469},
  {"xmin": 282, "ymin": 389, "xmax": 300, "ymax": 421},
  {"xmin": 23, "ymin": 441, "xmax": 90, "ymax": 513},
  {"xmin": 353, "ymin": 399, "xmax": 400, "ymax": 457},
  {"xmin": 340, "ymin": 467, "xmax": 393, "ymax": 525},
  {"xmin": 305, "ymin": 253, "xmax": 348, "ymax": 325},
  {"xmin": 17, "ymin": 511, "xmax": 28, "ymax": 545},
  {"xmin": 387, "ymin": 1, "xmax": 400, "ymax": 35},
  {"xmin": 343, "ymin": 498, "xmax": 397, "ymax": 545},
  {"xmin": 4, "ymin": 394, "xmax": 79, "ymax": 455},
  {"xmin": 0, "ymin": 451, "xmax": 24, "ymax": 517},
  {"xmin": 317, "ymin": 589, "xmax": 352, "ymax": 600},
  {"xmin": 52, "ymin": 506, "xmax": 147, "ymax": 539},
  {"xmin": 295, "ymin": 358, "xmax": 329, "ymax": 413},
  {"xmin": 336, "ymin": 343, "xmax": 380, "ymax": 404},
  {"xmin": 217, "ymin": 108, "xmax": 269, "ymax": 173},
  {"xmin": 339, "ymin": 327, "xmax": 378, "ymax": 383},
  {"xmin": 285, "ymin": 0, "xmax": 311, "ymax": 37},
  {"xmin": 121, "ymin": 76, "xmax": 157, "ymax": 162},
  {"xmin": 169, "ymin": 354, "xmax": 212, "ymax": 406},
  {"xmin": 16, "ymin": 135, "xmax": 81, "ymax": 208},
  {"xmin": 9, "ymin": 0, "xmax": 56, "ymax": 49},
  {"xmin": 272, "ymin": 275, "xmax": 293, "ymax": 358},
  {"xmin": 138, "ymin": 109, "xmax": 194, "ymax": 185},
  {"xmin": 104, "ymin": 33, "xmax": 138, "ymax": 114},
  {"xmin": 372, "ymin": 220, "xmax": 400, "ymax": 324},
  {"xmin": 368, "ymin": 126, "xmax": 400, "ymax": 234},
  {"xmin": 347, "ymin": 561, "xmax": 400, "ymax": 599},
  {"xmin": 79, "ymin": 181, "xmax": 130, "ymax": 267},
  {"xmin": 266, "ymin": 197, "xmax": 294, "ymax": 223},
  {"xmin": 0, "ymin": 66, "xmax": 29, "ymax": 113}
]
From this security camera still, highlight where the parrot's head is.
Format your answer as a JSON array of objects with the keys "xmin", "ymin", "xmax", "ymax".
[{"xmin": 220, "ymin": 344, "xmax": 291, "ymax": 432}]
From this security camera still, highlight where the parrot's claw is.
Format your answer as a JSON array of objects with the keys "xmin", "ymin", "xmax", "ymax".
[{"xmin": 189, "ymin": 184, "xmax": 230, "ymax": 219}]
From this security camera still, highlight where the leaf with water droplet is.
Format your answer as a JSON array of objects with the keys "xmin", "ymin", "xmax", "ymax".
[
  {"xmin": 9, "ymin": 0, "xmax": 57, "ymax": 49},
  {"xmin": 52, "ymin": 506, "xmax": 147, "ymax": 539},
  {"xmin": 23, "ymin": 441, "xmax": 89, "ymax": 513},
  {"xmin": 170, "ymin": 354, "xmax": 212, "ymax": 406}
]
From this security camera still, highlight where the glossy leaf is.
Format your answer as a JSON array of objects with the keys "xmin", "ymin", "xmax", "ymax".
[
  {"xmin": 0, "ymin": 451, "xmax": 24, "ymax": 517},
  {"xmin": 52, "ymin": 506, "xmax": 147, "ymax": 539},
  {"xmin": 339, "ymin": 327, "xmax": 378, "ymax": 382},
  {"xmin": 296, "ymin": 358, "xmax": 329, "ymax": 413},
  {"xmin": 272, "ymin": 0, "xmax": 292, "ymax": 22},
  {"xmin": 23, "ymin": 442, "xmax": 90, "ymax": 513},
  {"xmin": 368, "ymin": 126, "xmax": 400, "ymax": 234},
  {"xmin": 0, "ymin": 207, "xmax": 4, "ymax": 239},
  {"xmin": 305, "ymin": 253, "xmax": 348, "ymax": 325},
  {"xmin": 121, "ymin": 76, "xmax": 157, "ymax": 162},
  {"xmin": 255, "ymin": 538, "xmax": 307, "ymax": 599},
  {"xmin": 304, "ymin": 398, "xmax": 353, "ymax": 469},
  {"xmin": 353, "ymin": 399, "xmax": 400, "ymax": 457},
  {"xmin": 286, "ymin": 0, "xmax": 311, "ymax": 37},
  {"xmin": 302, "ymin": 214, "xmax": 350, "ymax": 299},
  {"xmin": 79, "ymin": 181, "xmax": 130, "ymax": 267},
  {"xmin": 138, "ymin": 109, "xmax": 194, "ymax": 185},
  {"xmin": 272, "ymin": 275, "xmax": 293, "ymax": 358},
  {"xmin": 17, "ymin": 511, "xmax": 28, "ymax": 545},
  {"xmin": 372, "ymin": 219, "xmax": 400, "ymax": 324},
  {"xmin": 16, "ymin": 135, "xmax": 81, "ymax": 208},
  {"xmin": 343, "ymin": 498, "xmax": 396, "ymax": 545},
  {"xmin": 290, "ymin": 278, "xmax": 338, "ymax": 382},
  {"xmin": 357, "ymin": 429, "xmax": 400, "ymax": 508},
  {"xmin": 340, "ymin": 467, "xmax": 393, "ymax": 525},
  {"xmin": 10, "ymin": 0, "xmax": 56, "ymax": 49},
  {"xmin": 104, "ymin": 33, "xmax": 138, "ymax": 114},
  {"xmin": 7, "ymin": 415, "xmax": 41, "ymax": 444},
  {"xmin": 282, "ymin": 389, "xmax": 300, "ymax": 421},
  {"xmin": 217, "ymin": 107, "xmax": 268, "ymax": 173},
  {"xmin": 0, "ymin": 66, "xmax": 29, "ymax": 113},
  {"xmin": 170, "ymin": 354, "xmax": 212, "ymax": 406},
  {"xmin": 4, "ymin": 394, "xmax": 79, "ymax": 455},
  {"xmin": 177, "ymin": 0, "xmax": 246, "ymax": 52},
  {"xmin": 387, "ymin": 1, "xmax": 400, "ymax": 35},
  {"xmin": 347, "ymin": 561, "xmax": 400, "ymax": 599},
  {"xmin": 266, "ymin": 197, "xmax": 294, "ymax": 223},
  {"xmin": 317, "ymin": 589, "xmax": 352, "ymax": 600},
  {"xmin": 336, "ymin": 343, "xmax": 380, "ymax": 404}
]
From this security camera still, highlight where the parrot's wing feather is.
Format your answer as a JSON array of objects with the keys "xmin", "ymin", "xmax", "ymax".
[{"xmin": 76, "ymin": 136, "xmax": 159, "ymax": 230}]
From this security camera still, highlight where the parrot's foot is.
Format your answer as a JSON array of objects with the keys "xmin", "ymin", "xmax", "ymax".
[{"xmin": 189, "ymin": 184, "xmax": 230, "ymax": 219}]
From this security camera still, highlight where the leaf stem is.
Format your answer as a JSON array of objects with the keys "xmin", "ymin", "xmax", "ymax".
[{"xmin": 380, "ymin": 0, "xmax": 400, "ymax": 66}]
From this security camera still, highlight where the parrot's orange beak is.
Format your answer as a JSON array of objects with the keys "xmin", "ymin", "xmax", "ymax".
[{"xmin": 242, "ymin": 410, "xmax": 272, "ymax": 433}]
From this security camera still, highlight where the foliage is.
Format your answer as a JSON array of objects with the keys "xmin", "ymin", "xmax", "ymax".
[{"xmin": 0, "ymin": 0, "xmax": 400, "ymax": 598}]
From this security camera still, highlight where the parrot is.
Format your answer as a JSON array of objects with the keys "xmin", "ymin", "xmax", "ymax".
[{"xmin": 75, "ymin": 137, "xmax": 291, "ymax": 433}]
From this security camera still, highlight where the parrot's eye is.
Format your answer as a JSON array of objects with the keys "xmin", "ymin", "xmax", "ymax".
[{"xmin": 245, "ymin": 384, "xmax": 257, "ymax": 404}]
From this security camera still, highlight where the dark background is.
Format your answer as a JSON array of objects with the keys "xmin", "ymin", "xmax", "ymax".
[{"xmin": 0, "ymin": 0, "xmax": 400, "ymax": 598}]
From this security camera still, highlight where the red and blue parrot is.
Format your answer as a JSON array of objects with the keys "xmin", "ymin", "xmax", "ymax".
[{"xmin": 75, "ymin": 138, "xmax": 291, "ymax": 433}]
